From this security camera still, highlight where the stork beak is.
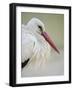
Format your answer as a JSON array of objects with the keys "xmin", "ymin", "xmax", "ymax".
[{"xmin": 41, "ymin": 32, "xmax": 60, "ymax": 54}]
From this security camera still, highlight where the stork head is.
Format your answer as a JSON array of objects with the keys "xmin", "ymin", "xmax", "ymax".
[{"xmin": 27, "ymin": 18, "xmax": 60, "ymax": 54}]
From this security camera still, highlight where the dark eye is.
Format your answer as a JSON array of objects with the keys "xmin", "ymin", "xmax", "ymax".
[{"xmin": 38, "ymin": 25, "xmax": 43, "ymax": 32}]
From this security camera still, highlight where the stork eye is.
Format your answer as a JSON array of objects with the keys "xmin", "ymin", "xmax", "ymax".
[{"xmin": 38, "ymin": 25, "xmax": 43, "ymax": 32}]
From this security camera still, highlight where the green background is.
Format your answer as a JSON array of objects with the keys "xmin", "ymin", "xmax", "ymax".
[{"xmin": 21, "ymin": 12, "xmax": 64, "ymax": 49}]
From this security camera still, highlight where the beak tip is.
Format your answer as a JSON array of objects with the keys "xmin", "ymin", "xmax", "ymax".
[
  {"xmin": 41, "ymin": 31, "xmax": 60, "ymax": 55},
  {"xmin": 57, "ymin": 50, "xmax": 60, "ymax": 54}
]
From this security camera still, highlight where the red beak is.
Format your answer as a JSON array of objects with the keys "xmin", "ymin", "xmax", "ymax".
[{"xmin": 41, "ymin": 32, "xmax": 60, "ymax": 54}]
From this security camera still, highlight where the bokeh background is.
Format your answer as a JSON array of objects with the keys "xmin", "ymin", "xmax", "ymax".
[
  {"xmin": 21, "ymin": 12, "xmax": 64, "ymax": 49},
  {"xmin": 21, "ymin": 12, "xmax": 64, "ymax": 76}
]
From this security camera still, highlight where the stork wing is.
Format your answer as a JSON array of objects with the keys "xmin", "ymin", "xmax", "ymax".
[
  {"xmin": 21, "ymin": 25, "xmax": 36, "ymax": 64},
  {"xmin": 22, "ymin": 34, "xmax": 35, "ymax": 62}
]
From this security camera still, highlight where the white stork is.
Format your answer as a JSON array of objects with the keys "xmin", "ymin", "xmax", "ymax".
[{"xmin": 21, "ymin": 18, "xmax": 60, "ymax": 77}]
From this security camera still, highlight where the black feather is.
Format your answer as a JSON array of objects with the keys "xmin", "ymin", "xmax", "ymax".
[{"xmin": 21, "ymin": 58, "xmax": 30, "ymax": 68}]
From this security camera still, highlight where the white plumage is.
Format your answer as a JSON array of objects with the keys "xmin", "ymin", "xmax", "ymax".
[{"xmin": 21, "ymin": 18, "xmax": 60, "ymax": 77}]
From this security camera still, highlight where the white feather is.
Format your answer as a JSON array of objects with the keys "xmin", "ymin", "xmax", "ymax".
[
  {"xmin": 21, "ymin": 18, "xmax": 51, "ymax": 76},
  {"xmin": 21, "ymin": 18, "xmax": 63, "ymax": 77}
]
